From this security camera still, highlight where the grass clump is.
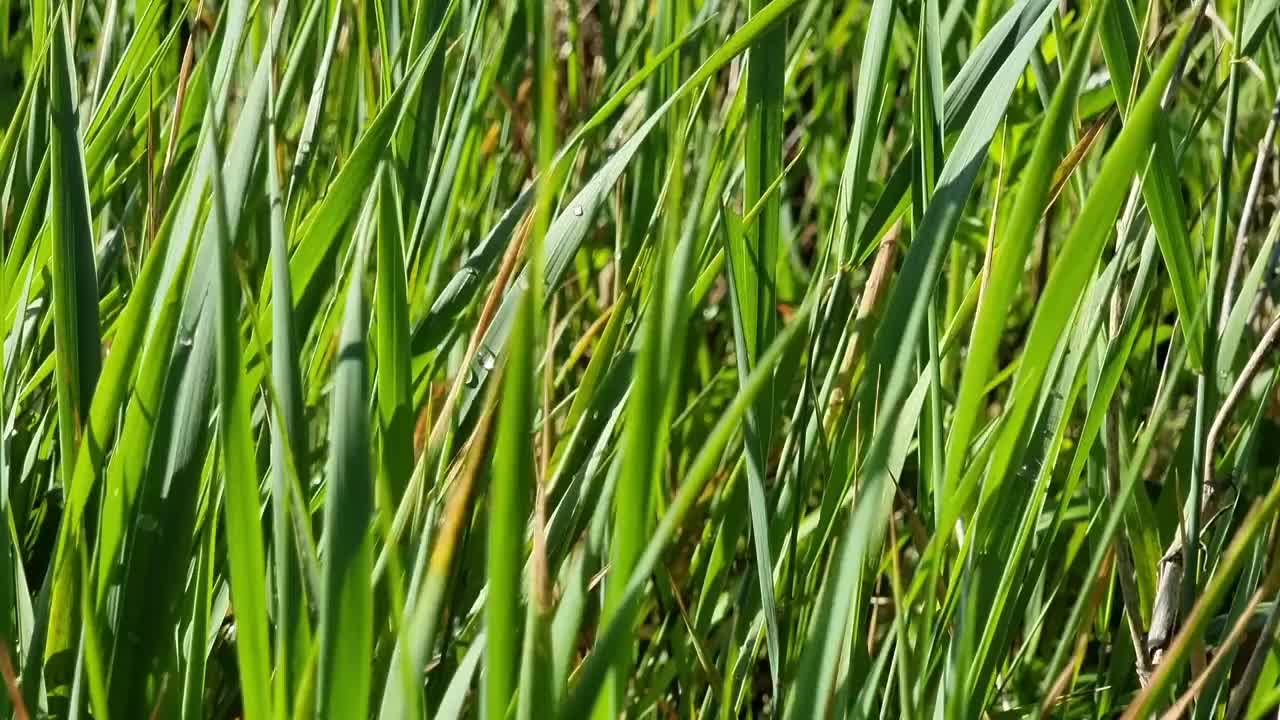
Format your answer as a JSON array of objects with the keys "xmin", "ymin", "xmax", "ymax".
[{"xmin": 6, "ymin": 0, "xmax": 1280, "ymax": 717}]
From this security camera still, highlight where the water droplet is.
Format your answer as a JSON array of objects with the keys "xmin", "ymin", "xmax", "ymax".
[
  {"xmin": 462, "ymin": 366, "xmax": 478, "ymax": 388},
  {"xmin": 476, "ymin": 348, "xmax": 496, "ymax": 371},
  {"xmin": 178, "ymin": 333, "xmax": 194, "ymax": 348},
  {"xmin": 572, "ymin": 206, "xmax": 584, "ymax": 217}
]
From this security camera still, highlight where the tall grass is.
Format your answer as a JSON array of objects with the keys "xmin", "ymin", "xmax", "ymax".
[{"xmin": 6, "ymin": 0, "xmax": 1280, "ymax": 717}]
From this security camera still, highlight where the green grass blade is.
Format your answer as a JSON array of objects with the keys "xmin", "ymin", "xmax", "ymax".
[
  {"xmin": 486, "ymin": 294, "xmax": 533, "ymax": 719},
  {"xmin": 316, "ymin": 230, "xmax": 375, "ymax": 719},
  {"xmin": 265, "ymin": 53, "xmax": 311, "ymax": 720},
  {"xmin": 207, "ymin": 105, "xmax": 272, "ymax": 720},
  {"xmin": 43, "ymin": 13, "xmax": 102, "ymax": 696},
  {"xmin": 946, "ymin": 0, "xmax": 1105, "ymax": 498},
  {"xmin": 1097, "ymin": 0, "xmax": 1204, "ymax": 371},
  {"xmin": 47, "ymin": 11, "xmax": 101, "ymax": 493},
  {"xmin": 375, "ymin": 169, "xmax": 414, "ymax": 507},
  {"xmin": 734, "ymin": 0, "xmax": 786, "ymax": 698}
]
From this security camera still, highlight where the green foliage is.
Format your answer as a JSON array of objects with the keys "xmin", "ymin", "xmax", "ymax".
[{"xmin": 5, "ymin": 0, "xmax": 1280, "ymax": 718}]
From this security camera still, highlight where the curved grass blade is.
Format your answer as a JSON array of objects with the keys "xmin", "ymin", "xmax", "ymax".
[
  {"xmin": 436, "ymin": 633, "xmax": 485, "ymax": 720},
  {"xmin": 946, "ymin": 0, "xmax": 1106, "ymax": 499},
  {"xmin": 979, "ymin": 24, "xmax": 1191, "ymax": 523}
]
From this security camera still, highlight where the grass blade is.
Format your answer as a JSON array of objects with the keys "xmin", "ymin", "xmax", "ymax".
[{"xmin": 316, "ymin": 232, "xmax": 375, "ymax": 719}]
